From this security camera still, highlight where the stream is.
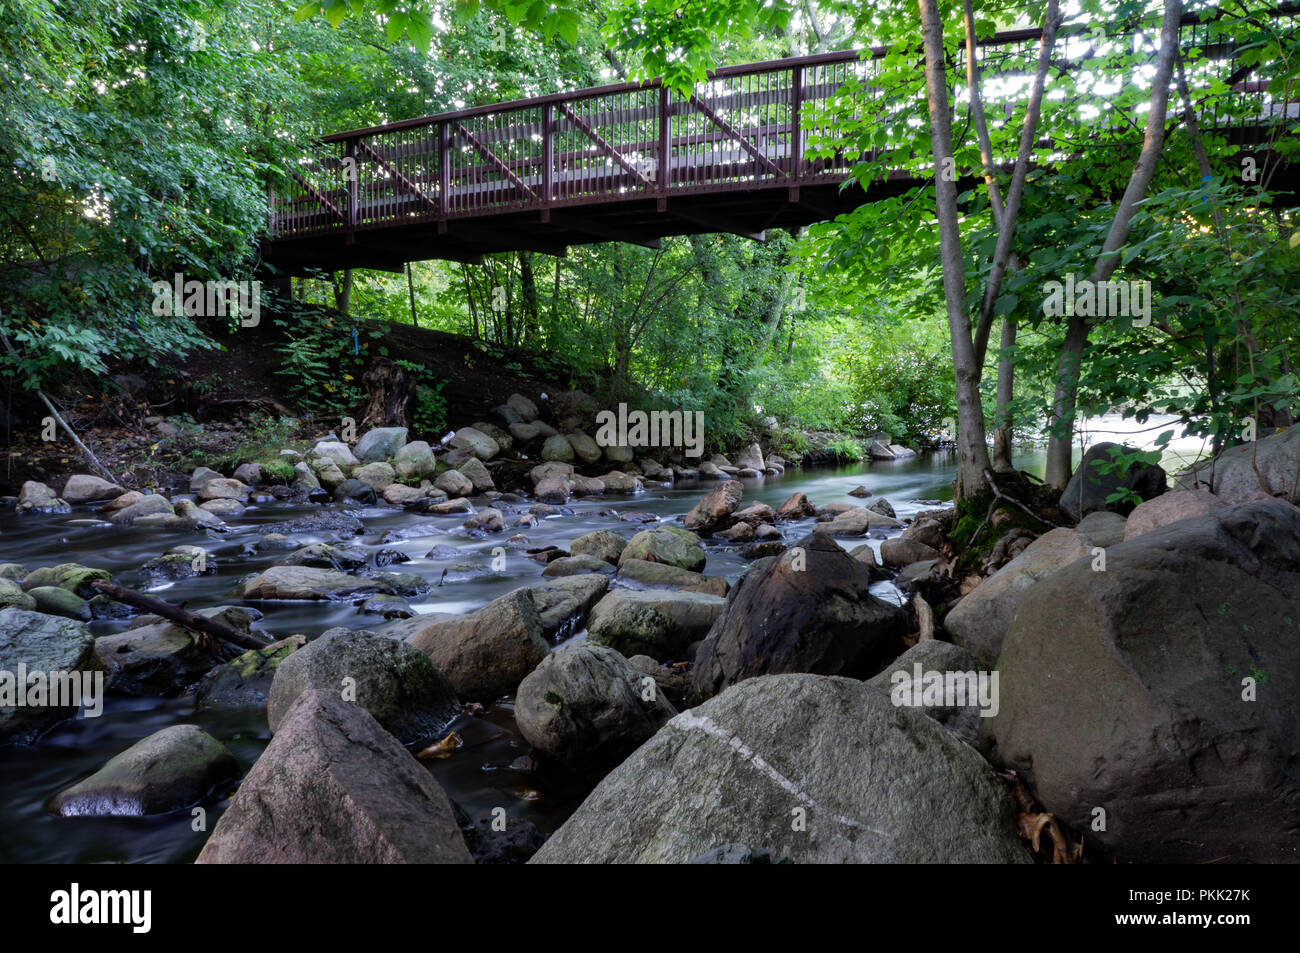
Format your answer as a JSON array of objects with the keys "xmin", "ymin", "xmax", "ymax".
[{"xmin": 0, "ymin": 440, "xmax": 1117, "ymax": 863}]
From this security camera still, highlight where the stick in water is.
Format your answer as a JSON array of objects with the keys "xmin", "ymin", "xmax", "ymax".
[{"xmin": 91, "ymin": 580, "xmax": 270, "ymax": 652}]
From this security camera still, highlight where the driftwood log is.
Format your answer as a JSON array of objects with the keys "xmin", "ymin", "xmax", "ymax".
[
  {"xmin": 360, "ymin": 356, "xmax": 414, "ymax": 430},
  {"xmin": 91, "ymin": 581, "xmax": 270, "ymax": 651}
]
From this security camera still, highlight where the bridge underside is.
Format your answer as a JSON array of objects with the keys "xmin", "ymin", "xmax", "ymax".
[{"xmin": 259, "ymin": 178, "xmax": 906, "ymax": 276}]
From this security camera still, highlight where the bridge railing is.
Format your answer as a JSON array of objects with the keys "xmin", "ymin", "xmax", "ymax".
[{"xmin": 270, "ymin": 10, "xmax": 1298, "ymax": 241}]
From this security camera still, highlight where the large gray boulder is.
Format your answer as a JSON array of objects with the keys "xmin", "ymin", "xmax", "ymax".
[
  {"xmin": 569, "ymin": 529, "xmax": 626, "ymax": 565},
  {"xmin": 692, "ymin": 534, "xmax": 906, "ymax": 699},
  {"xmin": 242, "ymin": 566, "xmax": 393, "ymax": 601},
  {"xmin": 50, "ymin": 725, "xmax": 238, "ymax": 816},
  {"xmin": 983, "ymin": 499, "xmax": 1300, "ymax": 863},
  {"xmin": 530, "ymin": 674, "xmax": 1029, "ymax": 863},
  {"xmin": 0, "ymin": 609, "xmax": 100, "ymax": 743},
  {"xmin": 1059, "ymin": 441, "xmax": 1167, "ymax": 522},
  {"xmin": 515, "ymin": 643, "xmax": 676, "ymax": 770},
  {"xmin": 355, "ymin": 426, "xmax": 408, "ymax": 463},
  {"xmin": 1123, "ymin": 487, "xmax": 1226, "ymax": 539},
  {"xmin": 1175, "ymin": 424, "xmax": 1300, "ymax": 504},
  {"xmin": 865, "ymin": 640, "xmax": 989, "ymax": 746},
  {"xmin": 588, "ymin": 589, "xmax": 725, "ymax": 662},
  {"xmin": 268, "ymin": 630, "xmax": 460, "ymax": 745},
  {"xmin": 196, "ymin": 690, "xmax": 472, "ymax": 863},
  {"xmin": 525, "ymin": 575, "xmax": 609, "ymax": 640},
  {"xmin": 944, "ymin": 527, "xmax": 1091, "ymax": 664},
  {"xmin": 619, "ymin": 526, "xmax": 706, "ymax": 573},
  {"xmin": 450, "ymin": 426, "xmax": 499, "ymax": 461},
  {"xmin": 61, "ymin": 474, "xmax": 126, "ymax": 504},
  {"xmin": 411, "ymin": 590, "xmax": 549, "ymax": 702}
]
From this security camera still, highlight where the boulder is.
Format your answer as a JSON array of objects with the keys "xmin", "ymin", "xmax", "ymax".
[
  {"xmin": 866, "ymin": 497, "xmax": 896, "ymax": 519},
  {"xmin": 411, "ymin": 590, "xmax": 550, "ymax": 702},
  {"xmin": 94, "ymin": 618, "xmax": 239, "ymax": 697},
  {"xmin": 268, "ymin": 630, "xmax": 460, "ymax": 745},
  {"xmin": 50, "ymin": 725, "xmax": 238, "ymax": 816},
  {"xmin": 599, "ymin": 471, "xmax": 642, "ymax": 494},
  {"xmin": 27, "ymin": 586, "xmax": 90, "ymax": 621},
  {"xmin": 516, "ymin": 643, "xmax": 677, "ymax": 770},
  {"xmin": 616, "ymin": 558, "xmax": 706, "ymax": 589},
  {"xmin": 864, "ymin": 640, "xmax": 988, "ymax": 746},
  {"xmin": 242, "ymin": 566, "xmax": 393, "ymax": 601},
  {"xmin": 196, "ymin": 690, "xmax": 472, "ymax": 864},
  {"xmin": 355, "ymin": 426, "xmax": 408, "ymax": 463},
  {"xmin": 565, "ymin": 431, "xmax": 603, "ymax": 464},
  {"xmin": 983, "ymin": 499, "xmax": 1300, "ymax": 863},
  {"xmin": 450, "ymin": 426, "xmax": 500, "ymax": 461},
  {"xmin": 541, "ymin": 555, "xmax": 615, "ymax": 577},
  {"xmin": 393, "ymin": 441, "xmax": 437, "ymax": 482},
  {"xmin": 530, "ymin": 674, "xmax": 1028, "ymax": 863},
  {"xmin": 197, "ymin": 478, "xmax": 249, "ymax": 502},
  {"xmin": 463, "ymin": 507, "xmax": 504, "ymax": 534},
  {"xmin": 333, "ymin": 478, "xmax": 377, "ymax": 504},
  {"xmin": 109, "ymin": 493, "xmax": 174, "ymax": 524},
  {"xmin": 1059, "ymin": 441, "xmax": 1167, "ymax": 521},
  {"xmin": 683, "ymin": 480, "xmax": 743, "ymax": 533},
  {"xmin": 735, "ymin": 443, "xmax": 765, "ymax": 470},
  {"xmin": 61, "ymin": 475, "xmax": 126, "ymax": 503},
  {"xmin": 588, "ymin": 589, "xmax": 725, "ymax": 661},
  {"xmin": 457, "ymin": 457, "xmax": 495, "ymax": 492},
  {"xmin": 619, "ymin": 526, "xmax": 706, "ymax": 573},
  {"xmin": 292, "ymin": 462, "xmax": 321, "ymax": 491},
  {"xmin": 20, "ymin": 563, "xmax": 110, "ymax": 598},
  {"xmin": 195, "ymin": 636, "xmax": 308, "ymax": 713},
  {"xmin": 569, "ymin": 529, "xmax": 626, "ymax": 566},
  {"xmin": 943, "ymin": 527, "xmax": 1090, "ymax": 663},
  {"xmin": 509, "ymin": 420, "xmax": 558, "ymax": 443},
  {"xmin": 312, "ymin": 441, "xmax": 359, "ymax": 468},
  {"xmin": 507, "ymin": 392, "xmax": 539, "ymax": 422},
  {"xmin": 233, "ymin": 462, "xmax": 264, "ymax": 485},
  {"xmin": 1123, "ymin": 488, "xmax": 1226, "ymax": 539},
  {"xmin": 189, "ymin": 466, "xmax": 223, "ymax": 494},
  {"xmin": 774, "ymin": 492, "xmax": 816, "ymax": 521},
  {"xmin": 603, "ymin": 444, "xmax": 635, "ymax": 464},
  {"xmin": 880, "ymin": 537, "xmax": 941, "ymax": 567},
  {"xmin": 526, "ymin": 574, "xmax": 610, "ymax": 640},
  {"xmin": 0, "ymin": 609, "xmax": 100, "ymax": 743},
  {"xmin": 541, "ymin": 434, "xmax": 575, "ymax": 463},
  {"xmin": 813, "ymin": 506, "xmax": 902, "ymax": 536},
  {"xmin": 434, "ymin": 469, "xmax": 474, "ymax": 498},
  {"xmin": 351, "ymin": 462, "xmax": 396, "ymax": 492},
  {"xmin": 1174, "ymin": 424, "xmax": 1300, "ymax": 504},
  {"xmin": 0, "ymin": 578, "xmax": 35, "ymax": 611},
  {"xmin": 692, "ymin": 534, "xmax": 906, "ymax": 698}
]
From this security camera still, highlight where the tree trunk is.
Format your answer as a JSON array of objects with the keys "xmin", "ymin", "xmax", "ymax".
[
  {"xmin": 993, "ymin": 315, "xmax": 1017, "ymax": 471},
  {"xmin": 360, "ymin": 357, "xmax": 414, "ymax": 429},
  {"xmin": 1044, "ymin": 0, "xmax": 1184, "ymax": 489},
  {"xmin": 919, "ymin": 0, "xmax": 991, "ymax": 500}
]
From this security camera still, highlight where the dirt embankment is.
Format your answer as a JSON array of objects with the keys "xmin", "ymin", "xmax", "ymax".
[{"xmin": 1, "ymin": 313, "xmax": 565, "ymax": 496}]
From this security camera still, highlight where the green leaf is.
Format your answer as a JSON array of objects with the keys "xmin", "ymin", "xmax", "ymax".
[{"xmin": 293, "ymin": 2, "xmax": 322, "ymax": 22}]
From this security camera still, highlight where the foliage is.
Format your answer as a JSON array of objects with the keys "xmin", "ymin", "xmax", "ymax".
[{"xmin": 395, "ymin": 359, "xmax": 449, "ymax": 436}]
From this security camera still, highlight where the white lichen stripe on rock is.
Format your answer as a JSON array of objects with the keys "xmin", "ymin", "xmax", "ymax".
[{"xmin": 670, "ymin": 708, "xmax": 892, "ymax": 839}]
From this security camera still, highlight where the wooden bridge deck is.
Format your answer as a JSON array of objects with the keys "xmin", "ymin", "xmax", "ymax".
[{"xmin": 262, "ymin": 10, "xmax": 1299, "ymax": 275}]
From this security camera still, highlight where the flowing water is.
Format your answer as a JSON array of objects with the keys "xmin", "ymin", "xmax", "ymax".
[{"xmin": 0, "ymin": 416, "xmax": 1196, "ymax": 863}]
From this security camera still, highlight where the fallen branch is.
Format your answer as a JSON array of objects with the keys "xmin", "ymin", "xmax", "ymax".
[
  {"xmin": 91, "ymin": 580, "xmax": 270, "ymax": 651},
  {"xmin": 985, "ymin": 469, "xmax": 1061, "ymax": 530},
  {"xmin": 0, "ymin": 316, "xmax": 117, "ymax": 485}
]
